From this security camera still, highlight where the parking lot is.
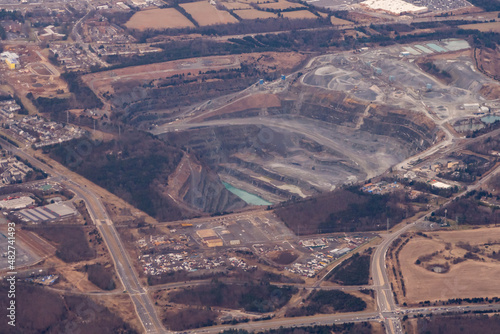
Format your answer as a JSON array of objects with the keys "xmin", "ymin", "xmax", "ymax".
[{"xmin": 0, "ymin": 220, "xmax": 39, "ymax": 271}]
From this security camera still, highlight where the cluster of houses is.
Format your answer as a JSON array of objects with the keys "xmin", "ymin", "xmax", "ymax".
[
  {"xmin": 1, "ymin": 115, "xmax": 85, "ymax": 148},
  {"xmin": 0, "ymin": 156, "xmax": 32, "ymax": 184},
  {"xmin": 0, "ymin": 99, "xmax": 21, "ymax": 118}
]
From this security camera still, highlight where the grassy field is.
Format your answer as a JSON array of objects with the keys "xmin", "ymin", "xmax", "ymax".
[
  {"xmin": 235, "ymin": 8, "xmax": 277, "ymax": 19},
  {"xmin": 181, "ymin": 1, "xmax": 239, "ymax": 26},
  {"xmin": 397, "ymin": 228, "xmax": 500, "ymax": 304},
  {"xmin": 125, "ymin": 8, "xmax": 195, "ymax": 30},
  {"xmin": 281, "ymin": 10, "xmax": 318, "ymax": 19},
  {"xmin": 459, "ymin": 22, "xmax": 500, "ymax": 33}
]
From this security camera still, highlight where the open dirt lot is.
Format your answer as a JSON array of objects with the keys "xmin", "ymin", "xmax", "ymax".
[
  {"xmin": 125, "ymin": 8, "xmax": 195, "ymax": 30},
  {"xmin": 83, "ymin": 55, "xmax": 241, "ymax": 96},
  {"xmin": 30, "ymin": 63, "xmax": 54, "ymax": 76},
  {"xmin": 480, "ymin": 84, "xmax": 500, "ymax": 100},
  {"xmin": 191, "ymin": 93, "xmax": 282, "ymax": 122},
  {"xmin": 397, "ymin": 228, "xmax": 500, "ymax": 304},
  {"xmin": 180, "ymin": 1, "xmax": 239, "ymax": 26},
  {"xmin": 1, "ymin": 45, "xmax": 68, "ymax": 103},
  {"xmin": 476, "ymin": 47, "xmax": 500, "ymax": 81},
  {"xmin": 281, "ymin": 10, "xmax": 318, "ymax": 19},
  {"xmin": 83, "ymin": 52, "xmax": 307, "ymax": 99},
  {"xmin": 234, "ymin": 8, "xmax": 277, "ymax": 19}
]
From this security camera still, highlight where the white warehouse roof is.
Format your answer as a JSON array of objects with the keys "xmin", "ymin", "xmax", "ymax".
[
  {"xmin": 361, "ymin": 0, "xmax": 428, "ymax": 15},
  {"xmin": 45, "ymin": 202, "xmax": 76, "ymax": 217},
  {"xmin": 0, "ymin": 196, "xmax": 34, "ymax": 210}
]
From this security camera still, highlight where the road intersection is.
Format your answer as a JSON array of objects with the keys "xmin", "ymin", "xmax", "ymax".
[{"xmin": 3, "ymin": 135, "xmax": 500, "ymax": 334}]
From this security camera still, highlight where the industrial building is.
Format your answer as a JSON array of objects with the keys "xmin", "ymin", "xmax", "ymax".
[
  {"xmin": 361, "ymin": 0, "xmax": 428, "ymax": 15},
  {"xmin": 301, "ymin": 239, "xmax": 327, "ymax": 248},
  {"xmin": 464, "ymin": 103, "xmax": 480, "ymax": 111},
  {"xmin": 430, "ymin": 180, "xmax": 452, "ymax": 189},
  {"xmin": 196, "ymin": 228, "xmax": 223, "ymax": 247},
  {"xmin": 0, "ymin": 196, "xmax": 34, "ymax": 210},
  {"xmin": 0, "ymin": 52, "xmax": 20, "ymax": 70},
  {"xmin": 19, "ymin": 202, "xmax": 77, "ymax": 223}
]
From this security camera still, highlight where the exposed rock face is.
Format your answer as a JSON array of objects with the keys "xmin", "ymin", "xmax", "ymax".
[
  {"xmin": 161, "ymin": 93, "xmax": 440, "ymax": 204},
  {"xmin": 164, "ymin": 153, "xmax": 246, "ymax": 214}
]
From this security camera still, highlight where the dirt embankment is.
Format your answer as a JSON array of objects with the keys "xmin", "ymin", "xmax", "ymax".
[{"xmin": 475, "ymin": 47, "xmax": 500, "ymax": 82}]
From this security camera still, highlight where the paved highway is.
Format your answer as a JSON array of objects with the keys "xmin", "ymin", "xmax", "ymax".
[
  {"xmin": 0, "ymin": 138, "xmax": 166, "ymax": 334},
  {"xmin": 3, "ymin": 127, "xmax": 500, "ymax": 334},
  {"xmin": 178, "ymin": 303, "xmax": 500, "ymax": 334},
  {"xmin": 369, "ymin": 156, "xmax": 500, "ymax": 334}
]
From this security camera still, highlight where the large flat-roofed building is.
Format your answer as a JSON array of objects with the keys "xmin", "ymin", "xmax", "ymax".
[
  {"xmin": 0, "ymin": 196, "xmax": 34, "ymax": 210},
  {"xmin": 205, "ymin": 239, "xmax": 224, "ymax": 247},
  {"xmin": 430, "ymin": 180, "xmax": 452, "ymax": 189},
  {"xmin": 45, "ymin": 202, "xmax": 77, "ymax": 218},
  {"xmin": 464, "ymin": 103, "xmax": 480, "ymax": 110},
  {"xmin": 361, "ymin": 0, "xmax": 428, "ymax": 15},
  {"xmin": 197, "ymin": 229, "xmax": 217, "ymax": 239},
  {"xmin": 197, "ymin": 228, "xmax": 223, "ymax": 247},
  {"xmin": 19, "ymin": 202, "xmax": 77, "ymax": 222}
]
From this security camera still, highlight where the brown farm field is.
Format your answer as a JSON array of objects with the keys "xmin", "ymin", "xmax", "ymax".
[
  {"xmin": 257, "ymin": 0, "xmax": 306, "ymax": 9},
  {"xmin": 459, "ymin": 22, "xmax": 500, "ymax": 33},
  {"xmin": 281, "ymin": 10, "xmax": 318, "ymax": 19},
  {"xmin": 330, "ymin": 16, "xmax": 354, "ymax": 26},
  {"xmin": 396, "ymin": 228, "xmax": 500, "ymax": 305},
  {"xmin": 180, "ymin": 1, "xmax": 239, "ymax": 26},
  {"xmin": 234, "ymin": 8, "xmax": 277, "ymax": 19},
  {"xmin": 221, "ymin": 1, "xmax": 252, "ymax": 10},
  {"xmin": 125, "ymin": 8, "xmax": 195, "ymax": 30}
]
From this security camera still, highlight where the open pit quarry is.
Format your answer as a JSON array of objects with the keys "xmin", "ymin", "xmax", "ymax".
[{"xmin": 148, "ymin": 39, "xmax": 500, "ymax": 208}]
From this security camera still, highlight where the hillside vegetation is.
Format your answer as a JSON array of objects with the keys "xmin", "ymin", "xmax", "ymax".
[
  {"xmin": 274, "ymin": 188, "xmax": 412, "ymax": 234},
  {"xmin": 416, "ymin": 314, "xmax": 500, "ymax": 334},
  {"xmin": 0, "ymin": 282, "xmax": 137, "ymax": 334},
  {"xmin": 48, "ymin": 131, "xmax": 184, "ymax": 220},
  {"xmin": 168, "ymin": 281, "xmax": 297, "ymax": 313},
  {"xmin": 285, "ymin": 290, "xmax": 367, "ymax": 317},
  {"xmin": 329, "ymin": 252, "xmax": 371, "ymax": 285}
]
